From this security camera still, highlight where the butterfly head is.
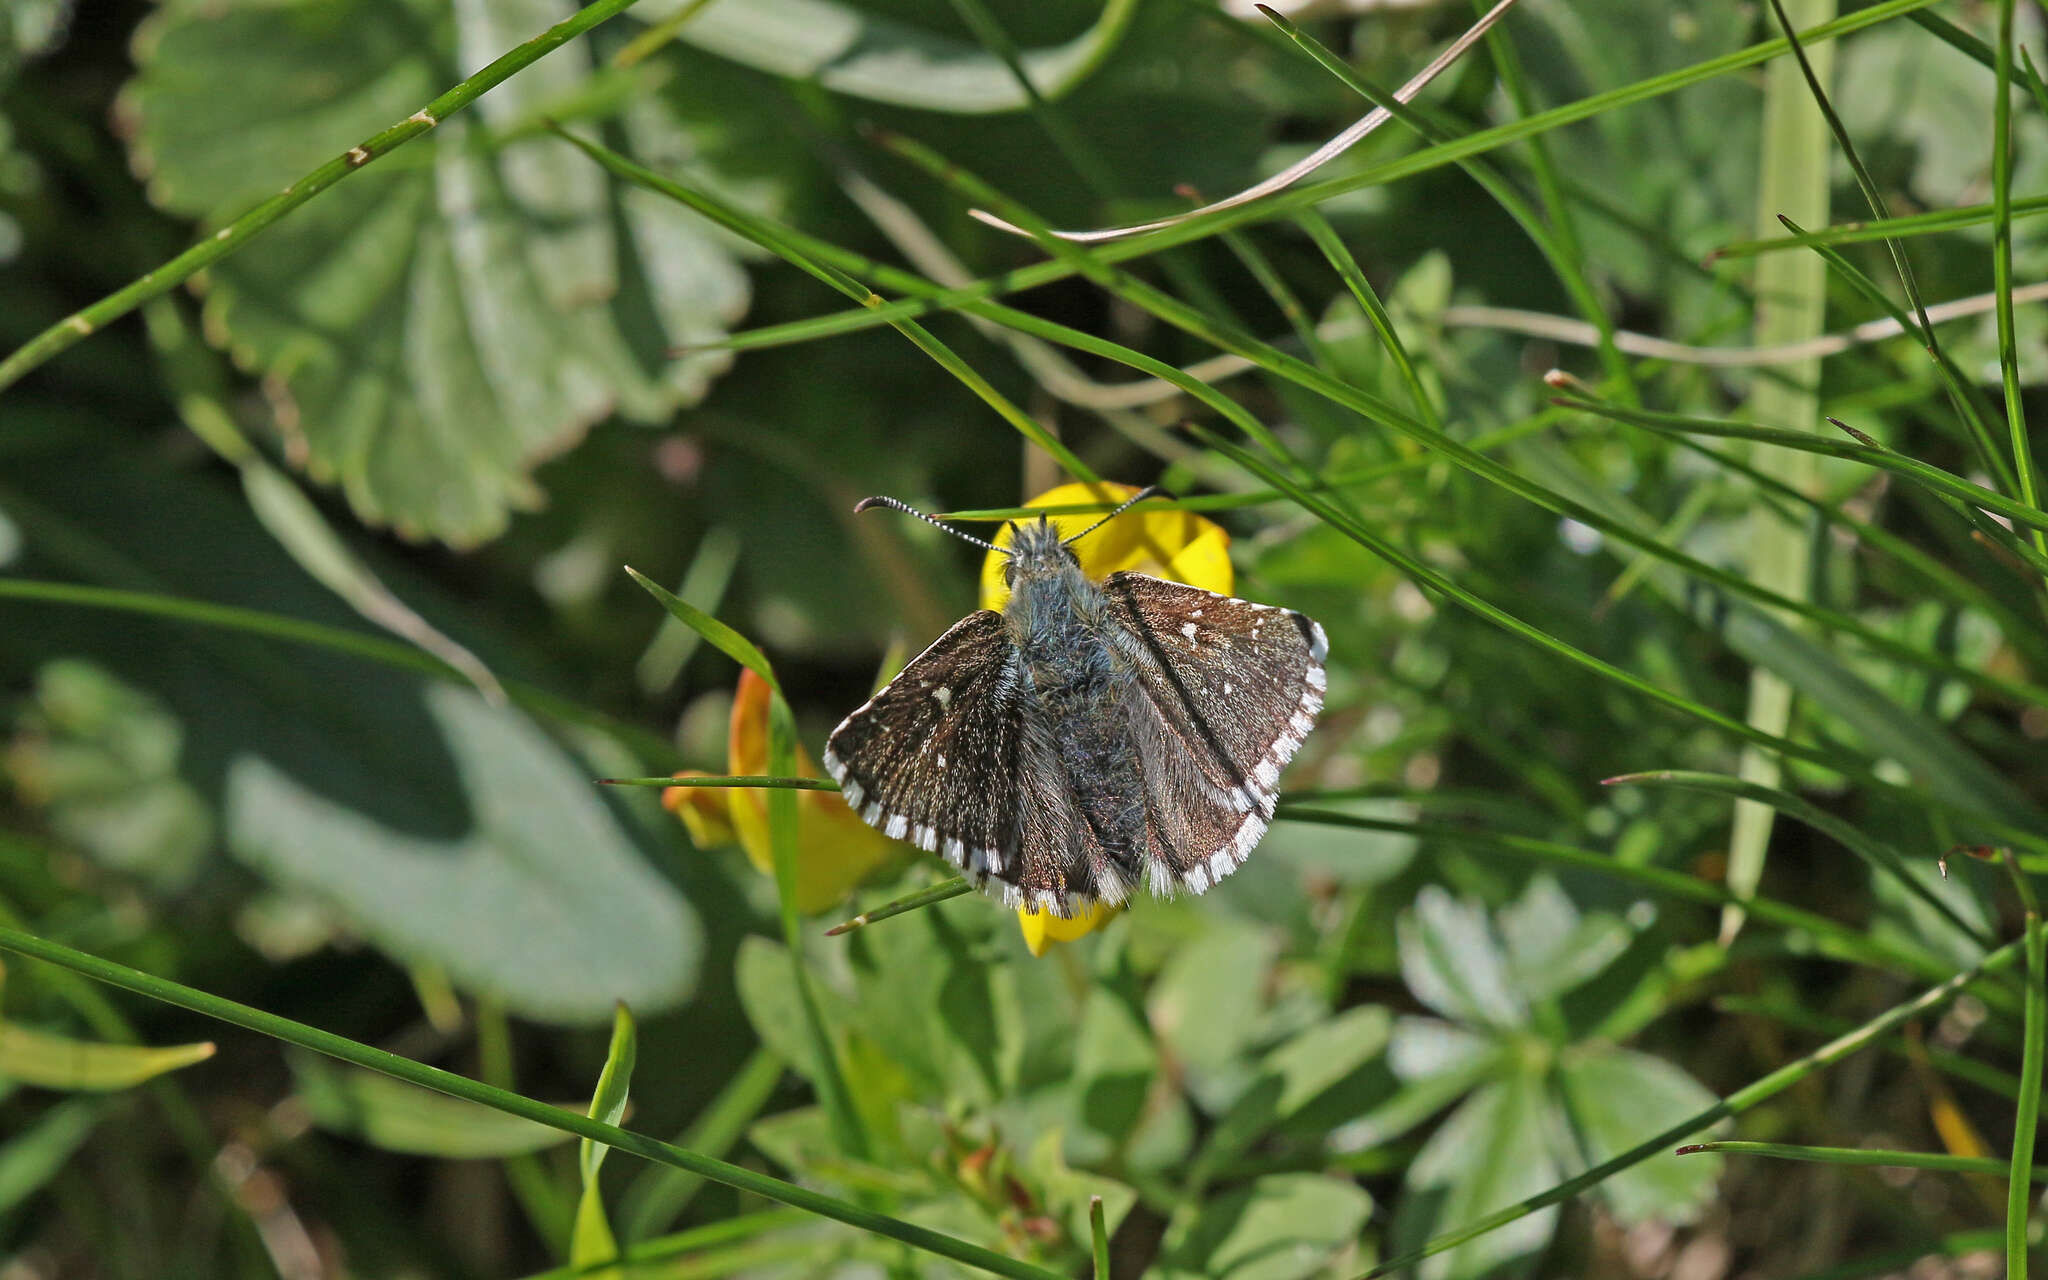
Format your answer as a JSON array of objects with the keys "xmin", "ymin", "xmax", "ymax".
[{"xmin": 1000, "ymin": 517, "xmax": 1079, "ymax": 589}]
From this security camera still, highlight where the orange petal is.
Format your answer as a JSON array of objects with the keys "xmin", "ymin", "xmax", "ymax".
[
  {"xmin": 980, "ymin": 481, "xmax": 1232, "ymax": 612},
  {"xmin": 723, "ymin": 670, "xmax": 907, "ymax": 915}
]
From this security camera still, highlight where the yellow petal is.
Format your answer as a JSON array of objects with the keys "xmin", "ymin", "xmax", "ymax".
[
  {"xmin": 717, "ymin": 671, "xmax": 907, "ymax": 915},
  {"xmin": 1017, "ymin": 899, "xmax": 1118, "ymax": 956},
  {"xmin": 661, "ymin": 772, "xmax": 738, "ymax": 850},
  {"xmin": 980, "ymin": 482, "xmax": 1233, "ymax": 612}
]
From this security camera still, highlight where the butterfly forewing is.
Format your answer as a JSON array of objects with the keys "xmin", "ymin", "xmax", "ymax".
[
  {"xmin": 822, "ymin": 610, "xmax": 1026, "ymax": 886},
  {"xmin": 1099, "ymin": 571, "xmax": 1327, "ymax": 890}
]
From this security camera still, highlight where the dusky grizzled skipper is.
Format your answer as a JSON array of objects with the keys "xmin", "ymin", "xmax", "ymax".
[{"xmin": 823, "ymin": 488, "xmax": 1327, "ymax": 919}]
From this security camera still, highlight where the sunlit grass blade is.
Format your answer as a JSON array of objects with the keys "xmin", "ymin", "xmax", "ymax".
[
  {"xmin": 0, "ymin": 576, "xmax": 679, "ymax": 764},
  {"xmin": 0, "ymin": 925, "xmax": 1067, "ymax": 1280},
  {"xmin": 1604, "ymin": 770, "xmax": 2000, "ymax": 951},
  {"xmin": 1090, "ymin": 1196, "xmax": 1110, "ymax": 1280},
  {"xmin": 1359, "ymin": 937, "xmax": 2024, "ymax": 1278},
  {"xmin": 554, "ymin": 126, "xmax": 1096, "ymax": 483},
  {"xmin": 0, "ymin": 0, "xmax": 646, "ymax": 394}
]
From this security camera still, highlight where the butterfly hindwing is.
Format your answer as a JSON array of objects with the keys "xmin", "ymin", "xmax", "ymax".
[
  {"xmin": 823, "ymin": 610, "xmax": 1028, "ymax": 890},
  {"xmin": 1099, "ymin": 571, "xmax": 1327, "ymax": 890}
]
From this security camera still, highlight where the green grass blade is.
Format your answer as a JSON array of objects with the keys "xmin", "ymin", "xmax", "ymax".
[
  {"xmin": 617, "ymin": 1049, "xmax": 786, "ymax": 1242},
  {"xmin": 1679, "ymin": 1141, "xmax": 2048, "ymax": 1180},
  {"xmin": 1276, "ymin": 808, "xmax": 1954, "ymax": 982},
  {"xmin": 713, "ymin": 0, "xmax": 1938, "ymax": 355},
  {"xmin": 0, "ymin": 1025, "xmax": 214, "ymax": 1092},
  {"xmin": 1193, "ymin": 427, "xmax": 1834, "ymax": 767},
  {"xmin": 570, "ymin": 1003, "xmax": 638, "ymax": 1268},
  {"xmin": 1090, "ymin": 1196, "xmax": 1110, "ymax": 1280},
  {"xmin": 623, "ymin": 567, "xmax": 782, "ymax": 699},
  {"xmin": 598, "ymin": 775, "xmax": 836, "ymax": 790},
  {"xmin": 0, "ymin": 926, "xmax": 1067, "ymax": 1280},
  {"xmin": 1713, "ymin": 195, "xmax": 2048, "ymax": 258},
  {"xmin": 1258, "ymin": 3, "xmax": 1634, "ymax": 405},
  {"xmin": 1552, "ymin": 400, "xmax": 2048, "ymax": 534},
  {"xmin": 1715, "ymin": 995, "xmax": 2023, "ymax": 1099},
  {"xmin": 1726, "ymin": 0, "xmax": 1834, "ymax": 946},
  {"xmin": 2010, "ymin": 913, "xmax": 2045, "ymax": 1277},
  {"xmin": 1293, "ymin": 210, "xmax": 1439, "ymax": 429},
  {"xmin": 0, "ymin": 0, "xmax": 647, "ymax": 393},
  {"xmin": 1358, "ymin": 938, "xmax": 2025, "ymax": 1278},
  {"xmin": 0, "ymin": 577, "xmax": 679, "ymax": 764},
  {"xmin": 1605, "ymin": 771, "xmax": 1999, "ymax": 951},
  {"xmin": 555, "ymin": 127, "xmax": 1096, "ymax": 483},
  {"xmin": 1992, "ymin": 0, "xmax": 2045, "ymax": 557},
  {"xmin": 825, "ymin": 878, "xmax": 975, "ymax": 936}
]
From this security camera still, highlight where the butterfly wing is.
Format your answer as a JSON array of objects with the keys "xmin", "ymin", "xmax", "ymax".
[
  {"xmin": 1098, "ymin": 571, "xmax": 1327, "ymax": 893},
  {"xmin": 823, "ymin": 610, "xmax": 1032, "ymax": 896}
]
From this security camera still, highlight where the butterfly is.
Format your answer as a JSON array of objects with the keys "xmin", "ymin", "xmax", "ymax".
[{"xmin": 822, "ymin": 488, "xmax": 1327, "ymax": 918}]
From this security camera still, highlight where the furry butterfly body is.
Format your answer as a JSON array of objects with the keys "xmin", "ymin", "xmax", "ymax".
[{"xmin": 824, "ymin": 508, "xmax": 1326, "ymax": 918}]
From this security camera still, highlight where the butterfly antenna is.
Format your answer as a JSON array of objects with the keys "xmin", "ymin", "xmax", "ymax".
[
  {"xmin": 853, "ymin": 496, "xmax": 1008, "ymax": 555},
  {"xmin": 1063, "ymin": 485, "xmax": 1171, "ymax": 547}
]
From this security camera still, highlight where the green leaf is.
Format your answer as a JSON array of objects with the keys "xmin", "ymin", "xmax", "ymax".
[
  {"xmin": 1398, "ymin": 888, "xmax": 1524, "ymax": 1031},
  {"xmin": 1147, "ymin": 920, "xmax": 1276, "ymax": 1111},
  {"xmin": 1553, "ymin": 1048, "xmax": 1722, "ymax": 1226},
  {"xmin": 120, "ymin": 0, "xmax": 756, "ymax": 546},
  {"xmin": 290, "ymin": 1053, "xmax": 577, "ymax": 1157},
  {"xmin": 732, "ymin": 935, "xmax": 846, "ymax": 1086},
  {"xmin": 0, "ymin": 1023, "xmax": 214, "ymax": 1092},
  {"xmin": 6, "ymin": 658, "xmax": 212, "ymax": 886},
  {"xmin": 1157, "ymin": 1173, "xmax": 1372, "ymax": 1280},
  {"xmin": 1200, "ymin": 1008, "xmax": 1392, "ymax": 1176},
  {"xmin": 571, "ymin": 1002, "xmax": 638, "ymax": 1269},
  {"xmin": 1497, "ymin": 878, "xmax": 1633, "ymax": 1006},
  {"xmin": 624, "ymin": 566, "xmax": 781, "ymax": 697},
  {"xmin": 652, "ymin": 0, "xmax": 1139, "ymax": 114},
  {"xmin": 0, "ymin": 1097, "xmax": 102, "ymax": 1214},
  {"xmin": 1394, "ymin": 1075, "xmax": 1561, "ymax": 1280},
  {"xmin": 226, "ymin": 685, "xmax": 700, "ymax": 1024}
]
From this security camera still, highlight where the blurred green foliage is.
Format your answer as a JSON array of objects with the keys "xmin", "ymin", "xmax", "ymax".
[{"xmin": 3, "ymin": 1, "xmax": 2048, "ymax": 1277}]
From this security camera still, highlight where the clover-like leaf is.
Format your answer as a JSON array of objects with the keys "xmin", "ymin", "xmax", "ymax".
[
  {"xmin": 226, "ymin": 684, "xmax": 700, "ymax": 1024},
  {"xmin": 120, "ymin": 0, "xmax": 756, "ymax": 546}
]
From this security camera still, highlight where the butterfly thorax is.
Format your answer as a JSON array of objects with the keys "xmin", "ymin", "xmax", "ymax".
[{"xmin": 1000, "ymin": 520, "xmax": 1148, "ymax": 878}]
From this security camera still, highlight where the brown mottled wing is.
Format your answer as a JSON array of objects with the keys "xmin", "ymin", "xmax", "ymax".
[
  {"xmin": 1098, "ymin": 572, "xmax": 1327, "ymax": 893},
  {"xmin": 823, "ymin": 611, "xmax": 1029, "ymax": 897}
]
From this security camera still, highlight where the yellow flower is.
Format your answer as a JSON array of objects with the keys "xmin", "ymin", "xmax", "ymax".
[
  {"xmin": 665, "ymin": 670, "xmax": 906, "ymax": 916},
  {"xmin": 983, "ymin": 482, "xmax": 1235, "ymax": 953}
]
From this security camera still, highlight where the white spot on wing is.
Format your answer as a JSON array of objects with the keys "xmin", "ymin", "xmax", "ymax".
[
  {"xmin": 885, "ymin": 815, "xmax": 909, "ymax": 840},
  {"xmin": 1181, "ymin": 622, "xmax": 1198, "ymax": 642},
  {"xmin": 933, "ymin": 686, "xmax": 952, "ymax": 708}
]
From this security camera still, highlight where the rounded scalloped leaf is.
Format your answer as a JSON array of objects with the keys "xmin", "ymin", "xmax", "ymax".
[
  {"xmin": 119, "ymin": 0, "xmax": 755, "ymax": 546},
  {"xmin": 226, "ymin": 685, "xmax": 701, "ymax": 1025}
]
